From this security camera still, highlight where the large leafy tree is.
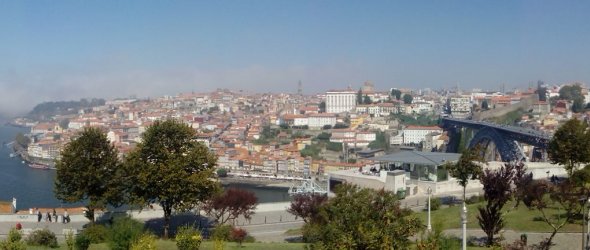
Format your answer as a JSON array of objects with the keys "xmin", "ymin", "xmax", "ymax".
[
  {"xmin": 124, "ymin": 119, "xmax": 218, "ymax": 239},
  {"xmin": 203, "ymin": 188, "xmax": 258, "ymax": 225},
  {"xmin": 548, "ymin": 118, "xmax": 590, "ymax": 176},
  {"xmin": 302, "ymin": 184, "xmax": 422, "ymax": 249},
  {"xmin": 287, "ymin": 193, "xmax": 328, "ymax": 223},
  {"xmin": 54, "ymin": 127, "xmax": 124, "ymax": 222}
]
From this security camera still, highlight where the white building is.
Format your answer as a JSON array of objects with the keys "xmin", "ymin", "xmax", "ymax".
[
  {"xmin": 449, "ymin": 96, "xmax": 471, "ymax": 118},
  {"xmin": 402, "ymin": 125, "xmax": 443, "ymax": 145},
  {"xmin": 308, "ymin": 114, "xmax": 337, "ymax": 129},
  {"xmin": 326, "ymin": 90, "xmax": 356, "ymax": 114}
]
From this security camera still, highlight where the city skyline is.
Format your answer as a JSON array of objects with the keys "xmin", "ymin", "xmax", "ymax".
[{"xmin": 1, "ymin": 0, "xmax": 589, "ymax": 117}]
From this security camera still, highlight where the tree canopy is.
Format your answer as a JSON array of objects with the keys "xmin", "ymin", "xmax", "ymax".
[
  {"xmin": 403, "ymin": 94, "xmax": 413, "ymax": 104},
  {"xmin": 203, "ymin": 188, "xmax": 258, "ymax": 225},
  {"xmin": 391, "ymin": 89, "xmax": 402, "ymax": 100},
  {"xmin": 124, "ymin": 119, "xmax": 219, "ymax": 238},
  {"xmin": 548, "ymin": 118, "xmax": 590, "ymax": 176},
  {"xmin": 54, "ymin": 127, "xmax": 124, "ymax": 222},
  {"xmin": 302, "ymin": 184, "xmax": 422, "ymax": 249},
  {"xmin": 558, "ymin": 84, "xmax": 585, "ymax": 113}
]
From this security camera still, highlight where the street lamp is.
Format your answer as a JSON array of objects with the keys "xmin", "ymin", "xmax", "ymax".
[
  {"xmin": 461, "ymin": 201, "xmax": 467, "ymax": 250},
  {"xmin": 427, "ymin": 187, "xmax": 433, "ymax": 231}
]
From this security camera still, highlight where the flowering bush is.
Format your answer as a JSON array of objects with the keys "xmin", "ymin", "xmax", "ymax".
[
  {"xmin": 131, "ymin": 233, "xmax": 157, "ymax": 250},
  {"xmin": 175, "ymin": 225, "xmax": 202, "ymax": 250}
]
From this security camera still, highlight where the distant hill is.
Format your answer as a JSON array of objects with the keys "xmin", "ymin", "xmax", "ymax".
[{"xmin": 27, "ymin": 98, "xmax": 106, "ymax": 120}]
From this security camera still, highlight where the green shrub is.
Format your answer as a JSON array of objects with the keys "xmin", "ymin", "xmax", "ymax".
[
  {"xmin": 65, "ymin": 231, "xmax": 75, "ymax": 250},
  {"xmin": 74, "ymin": 234, "xmax": 91, "ymax": 250},
  {"xmin": 466, "ymin": 195, "xmax": 484, "ymax": 204},
  {"xmin": 175, "ymin": 225, "xmax": 202, "ymax": 250},
  {"xmin": 131, "ymin": 233, "xmax": 157, "ymax": 250},
  {"xmin": 211, "ymin": 224, "xmax": 232, "ymax": 241},
  {"xmin": 0, "ymin": 228, "xmax": 26, "ymax": 250},
  {"xmin": 107, "ymin": 217, "xmax": 145, "ymax": 250},
  {"xmin": 26, "ymin": 228, "xmax": 58, "ymax": 248},
  {"xmin": 81, "ymin": 223, "xmax": 109, "ymax": 243},
  {"xmin": 244, "ymin": 235, "xmax": 256, "ymax": 243},
  {"xmin": 216, "ymin": 168, "xmax": 228, "ymax": 178},
  {"xmin": 427, "ymin": 197, "xmax": 442, "ymax": 211}
]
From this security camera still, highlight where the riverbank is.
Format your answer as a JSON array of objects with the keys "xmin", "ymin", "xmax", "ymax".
[{"xmin": 219, "ymin": 176, "xmax": 297, "ymax": 188}]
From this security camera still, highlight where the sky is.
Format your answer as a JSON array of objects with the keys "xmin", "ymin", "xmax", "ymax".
[{"xmin": 0, "ymin": 1, "xmax": 589, "ymax": 117}]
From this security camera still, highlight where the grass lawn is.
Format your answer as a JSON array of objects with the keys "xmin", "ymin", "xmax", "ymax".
[{"xmin": 415, "ymin": 200, "xmax": 583, "ymax": 233}]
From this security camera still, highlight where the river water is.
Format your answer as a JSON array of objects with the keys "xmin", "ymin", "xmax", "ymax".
[{"xmin": 0, "ymin": 125, "xmax": 289, "ymax": 210}]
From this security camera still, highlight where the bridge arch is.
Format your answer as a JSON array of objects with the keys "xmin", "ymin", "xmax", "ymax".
[{"xmin": 469, "ymin": 127, "xmax": 525, "ymax": 162}]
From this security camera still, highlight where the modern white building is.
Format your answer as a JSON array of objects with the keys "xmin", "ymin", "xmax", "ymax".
[
  {"xmin": 402, "ymin": 125, "xmax": 443, "ymax": 145},
  {"xmin": 326, "ymin": 90, "xmax": 356, "ymax": 114}
]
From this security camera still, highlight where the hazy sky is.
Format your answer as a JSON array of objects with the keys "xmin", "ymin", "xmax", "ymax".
[{"xmin": 1, "ymin": 1, "xmax": 589, "ymax": 117}]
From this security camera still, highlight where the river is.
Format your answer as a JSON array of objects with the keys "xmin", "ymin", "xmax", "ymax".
[{"xmin": 0, "ymin": 124, "xmax": 290, "ymax": 210}]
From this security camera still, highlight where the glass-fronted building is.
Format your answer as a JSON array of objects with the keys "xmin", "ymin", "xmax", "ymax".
[{"xmin": 372, "ymin": 151, "xmax": 461, "ymax": 182}]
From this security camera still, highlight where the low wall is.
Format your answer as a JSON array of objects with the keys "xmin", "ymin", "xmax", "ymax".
[{"xmin": 0, "ymin": 214, "xmax": 87, "ymax": 223}]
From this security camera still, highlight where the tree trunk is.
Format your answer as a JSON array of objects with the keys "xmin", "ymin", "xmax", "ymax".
[
  {"xmin": 543, "ymin": 229, "xmax": 558, "ymax": 250},
  {"xmin": 163, "ymin": 206, "xmax": 172, "ymax": 239}
]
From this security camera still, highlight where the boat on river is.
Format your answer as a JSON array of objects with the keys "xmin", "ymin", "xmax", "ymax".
[{"xmin": 29, "ymin": 163, "xmax": 55, "ymax": 170}]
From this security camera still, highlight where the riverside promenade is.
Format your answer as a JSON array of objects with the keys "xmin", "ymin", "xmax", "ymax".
[{"xmin": 0, "ymin": 202, "xmax": 303, "ymax": 242}]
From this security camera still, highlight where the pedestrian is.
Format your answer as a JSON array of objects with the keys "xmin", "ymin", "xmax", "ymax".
[
  {"xmin": 52, "ymin": 209, "xmax": 57, "ymax": 223},
  {"xmin": 63, "ymin": 209, "xmax": 69, "ymax": 224},
  {"xmin": 46, "ymin": 211, "xmax": 52, "ymax": 222},
  {"xmin": 36, "ymin": 209, "xmax": 41, "ymax": 223}
]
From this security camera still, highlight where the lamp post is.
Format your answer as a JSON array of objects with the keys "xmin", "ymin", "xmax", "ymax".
[
  {"xmin": 461, "ymin": 201, "xmax": 467, "ymax": 250},
  {"xmin": 427, "ymin": 187, "xmax": 432, "ymax": 231}
]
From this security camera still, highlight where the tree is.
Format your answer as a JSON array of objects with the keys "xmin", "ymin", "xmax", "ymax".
[
  {"xmin": 14, "ymin": 133, "xmax": 30, "ymax": 147},
  {"xmin": 477, "ymin": 163, "xmax": 518, "ymax": 246},
  {"xmin": 512, "ymin": 163, "xmax": 533, "ymax": 209},
  {"xmin": 230, "ymin": 228, "xmax": 248, "ymax": 247},
  {"xmin": 55, "ymin": 127, "xmax": 124, "ymax": 222},
  {"xmin": 547, "ymin": 118, "xmax": 590, "ymax": 176},
  {"xmin": 124, "ymin": 120, "xmax": 219, "ymax": 239},
  {"xmin": 357, "ymin": 88, "xmax": 363, "ymax": 105},
  {"xmin": 287, "ymin": 194, "xmax": 328, "ymax": 223},
  {"xmin": 302, "ymin": 184, "xmax": 422, "ymax": 249},
  {"xmin": 481, "ymin": 100, "xmax": 489, "ymax": 110},
  {"xmin": 319, "ymin": 101, "xmax": 326, "ymax": 113},
  {"xmin": 403, "ymin": 94, "xmax": 413, "ymax": 104},
  {"xmin": 363, "ymin": 95, "xmax": 372, "ymax": 104},
  {"xmin": 368, "ymin": 131, "xmax": 389, "ymax": 150},
  {"xmin": 391, "ymin": 89, "xmax": 402, "ymax": 100},
  {"xmin": 445, "ymin": 146, "xmax": 484, "ymax": 249},
  {"xmin": 558, "ymin": 84, "xmax": 585, "ymax": 113},
  {"xmin": 522, "ymin": 179, "xmax": 588, "ymax": 249},
  {"xmin": 203, "ymin": 188, "xmax": 258, "ymax": 225}
]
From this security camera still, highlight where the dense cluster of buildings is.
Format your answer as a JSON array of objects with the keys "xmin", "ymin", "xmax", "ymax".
[{"xmin": 14, "ymin": 81, "xmax": 590, "ymax": 184}]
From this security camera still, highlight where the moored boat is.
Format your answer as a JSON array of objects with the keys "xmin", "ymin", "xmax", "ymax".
[{"xmin": 29, "ymin": 164, "xmax": 50, "ymax": 170}]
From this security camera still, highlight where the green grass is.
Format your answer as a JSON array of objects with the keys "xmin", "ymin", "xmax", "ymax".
[{"xmin": 415, "ymin": 200, "xmax": 583, "ymax": 233}]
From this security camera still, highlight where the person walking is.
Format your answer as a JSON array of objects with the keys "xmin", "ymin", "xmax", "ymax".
[
  {"xmin": 52, "ymin": 209, "xmax": 57, "ymax": 223},
  {"xmin": 46, "ymin": 211, "xmax": 52, "ymax": 222},
  {"xmin": 36, "ymin": 209, "xmax": 41, "ymax": 223},
  {"xmin": 63, "ymin": 209, "xmax": 69, "ymax": 224}
]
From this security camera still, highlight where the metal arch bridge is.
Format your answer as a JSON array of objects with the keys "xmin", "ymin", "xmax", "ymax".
[{"xmin": 440, "ymin": 117, "xmax": 552, "ymax": 162}]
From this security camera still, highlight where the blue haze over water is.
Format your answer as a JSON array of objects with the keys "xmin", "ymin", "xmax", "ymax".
[{"xmin": 0, "ymin": 125, "xmax": 289, "ymax": 211}]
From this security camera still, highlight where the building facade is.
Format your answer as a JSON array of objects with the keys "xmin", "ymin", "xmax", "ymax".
[{"xmin": 326, "ymin": 90, "xmax": 356, "ymax": 114}]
